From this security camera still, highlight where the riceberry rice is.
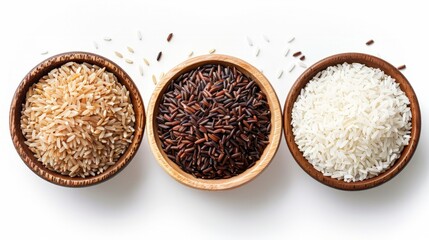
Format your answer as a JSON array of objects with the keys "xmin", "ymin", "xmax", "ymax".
[
  {"xmin": 293, "ymin": 51, "xmax": 302, "ymax": 57},
  {"xmin": 397, "ymin": 65, "xmax": 406, "ymax": 70},
  {"xmin": 157, "ymin": 64, "xmax": 271, "ymax": 179},
  {"xmin": 366, "ymin": 39, "xmax": 375, "ymax": 45},
  {"xmin": 167, "ymin": 33, "xmax": 173, "ymax": 42}
]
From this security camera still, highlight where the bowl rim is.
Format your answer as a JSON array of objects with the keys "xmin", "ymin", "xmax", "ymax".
[
  {"xmin": 147, "ymin": 54, "xmax": 283, "ymax": 190},
  {"xmin": 284, "ymin": 52, "xmax": 421, "ymax": 191},
  {"xmin": 9, "ymin": 51, "xmax": 146, "ymax": 187}
]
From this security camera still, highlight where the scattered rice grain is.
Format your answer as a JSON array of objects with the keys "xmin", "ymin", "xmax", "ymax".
[
  {"xmin": 138, "ymin": 65, "xmax": 144, "ymax": 76},
  {"xmin": 167, "ymin": 33, "xmax": 173, "ymax": 42},
  {"xmin": 366, "ymin": 39, "xmax": 375, "ymax": 45},
  {"xmin": 246, "ymin": 36, "xmax": 254, "ymax": 46},
  {"xmin": 114, "ymin": 51, "xmax": 123, "ymax": 58},
  {"xmin": 284, "ymin": 48, "xmax": 290, "ymax": 57},
  {"xmin": 398, "ymin": 65, "xmax": 406, "ymax": 70},
  {"xmin": 255, "ymin": 48, "xmax": 260, "ymax": 57},
  {"xmin": 152, "ymin": 74, "xmax": 157, "ymax": 85},
  {"xmin": 293, "ymin": 51, "xmax": 302, "ymax": 57},
  {"xmin": 143, "ymin": 58, "xmax": 150, "ymax": 66},
  {"xmin": 277, "ymin": 70, "xmax": 284, "ymax": 79},
  {"xmin": 298, "ymin": 62, "xmax": 307, "ymax": 68},
  {"xmin": 263, "ymin": 35, "xmax": 270, "ymax": 43}
]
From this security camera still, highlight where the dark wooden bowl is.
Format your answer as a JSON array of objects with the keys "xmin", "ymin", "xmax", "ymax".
[
  {"xmin": 9, "ymin": 52, "xmax": 145, "ymax": 187},
  {"xmin": 147, "ymin": 54, "xmax": 283, "ymax": 190},
  {"xmin": 284, "ymin": 52, "xmax": 421, "ymax": 191}
]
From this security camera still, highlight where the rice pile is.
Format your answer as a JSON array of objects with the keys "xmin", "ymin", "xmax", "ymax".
[
  {"xmin": 291, "ymin": 63, "xmax": 412, "ymax": 182},
  {"xmin": 20, "ymin": 62, "xmax": 135, "ymax": 178}
]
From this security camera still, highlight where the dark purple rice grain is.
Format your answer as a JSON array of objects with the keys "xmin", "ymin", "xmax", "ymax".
[
  {"xmin": 157, "ymin": 64, "xmax": 271, "ymax": 179},
  {"xmin": 167, "ymin": 33, "xmax": 173, "ymax": 42},
  {"xmin": 397, "ymin": 65, "xmax": 406, "ymax": 70},
  {"xmin": 292, "ymin": 51, "xmax": 302, "ymax": 57},
  {"xmin": 157, "ymin": 51, "xmax": 162, "ymax": 61}
]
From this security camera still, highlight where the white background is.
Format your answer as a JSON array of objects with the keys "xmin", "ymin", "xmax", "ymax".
[{"xmin": 1, "ymin": 0, "xmax": 428, "ymax": 239}]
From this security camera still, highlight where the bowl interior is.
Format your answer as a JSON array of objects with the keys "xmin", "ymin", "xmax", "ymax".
[
  {"xmin": 148, "ymin": 54, "xmax": 282, "ymax": 190},
  {"xmin": 284, "ymin": 52, "xmax": 421, "ymax": 190},
  {"xmin": 10, "ymin": 52, "xmax": 145, "ymax": 187}
]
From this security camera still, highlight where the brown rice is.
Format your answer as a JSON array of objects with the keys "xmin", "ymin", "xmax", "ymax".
[{"xmin": 20, "ymin": 62, "xmax": 135, "ymax": 178}]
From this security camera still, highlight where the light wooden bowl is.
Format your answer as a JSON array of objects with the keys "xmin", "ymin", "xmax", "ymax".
[
  {"xmin": 284, "ymin": 52, "xmax": 421, "ymax": 190},
  {"xmin": 9, "ymin": 52, "xmax": 145, "ymax": 187},
  {"xmin": 147, "ymin": 54, "xmax": 282, "ymax": 190}
]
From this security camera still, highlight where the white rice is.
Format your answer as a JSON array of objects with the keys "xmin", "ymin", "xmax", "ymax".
[{"xmin": 291, "ymin": 62, "xmax": 412, "ymax": 182}]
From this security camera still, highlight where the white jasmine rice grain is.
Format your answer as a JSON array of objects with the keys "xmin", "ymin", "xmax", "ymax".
[
  {"xmin": 288, "ymin": 64, "xmax": 296, "ymax": 72},
  {"xmin": 263, "ymin": 35, "xmax": 270, "ymax": 43},
  {"xmin": 246, "ymin": 36, "xmax": 253, "ymax": 46},
  {"xmin": 277, "ymin": 70, "xmax": 283, "ymax": 79},
  {"xmin": 291, "ymin": 62, "xmax": 412, "ymax": 182},
  {"xmin": 255, "ymin": 48, "xmax": 260, "ymax": 57},
  {"xmin": 138, "ymin": 65, "xmax": 144, "ymax": 76},
  {"xmin": 284, "ymin": 48, "xmax": 290, "ymax": 57}
]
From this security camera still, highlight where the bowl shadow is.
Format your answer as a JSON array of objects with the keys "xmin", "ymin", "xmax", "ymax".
[
  {"xmin": 194, "ymin": 139, "xmax": 292, "ymax": 212},
  {"xmin": 330, "ymin": 136, "xmax": 427, "ymax": 209},
  {"xmin": 75, "ymin": 135, "xmax": 150, "ymax": 212}
]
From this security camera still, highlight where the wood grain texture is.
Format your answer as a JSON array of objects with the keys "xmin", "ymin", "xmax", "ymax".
[
  {"xmin": 284, "ymin": 52, "xmax": 421, "ymax": 191},
  {"xmin": 147, "ymin": 54, "xmax": 282, "ymax": 190},
  {"xmin": 9, "ymin": 52, "xmax": 145, "ymax": 187}
]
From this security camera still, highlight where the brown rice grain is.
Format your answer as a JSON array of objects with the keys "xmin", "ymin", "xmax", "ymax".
[
  {"xmin": 143, "ymin": 58, "xmax": 150, "ymax": 66},
  {"xmin": 114, "ymin": 51, "xmax": 123, "ymax": 58},
  {"xmin": 20, "ymin": 62, "xmax": 135, "ymax": 178}
]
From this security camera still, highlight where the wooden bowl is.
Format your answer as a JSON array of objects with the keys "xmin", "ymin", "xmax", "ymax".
[
  {"xmin": 284, "ymin": 52, "xmax": 421, "ymax": 190},
  {"xmin": 9, "ymin": 52, "xmax": 145, "ymax": 187},
  {"xmin": 147, "ymin": 54, "xmax": 282, "ymax": 190}
]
